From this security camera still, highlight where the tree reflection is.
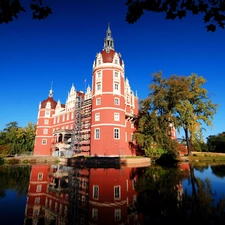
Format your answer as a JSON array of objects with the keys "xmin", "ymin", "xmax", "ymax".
[
  {"xmin": 211, "ymin": 164, "xmax": 225, "ymax": 178},
  {"xmin": 0, "ymin": 165, "xmax": 31, "ymax": 197},
  {"xmin": 135, "ymin": 164, "xmax": 225, "ymax": 225}
]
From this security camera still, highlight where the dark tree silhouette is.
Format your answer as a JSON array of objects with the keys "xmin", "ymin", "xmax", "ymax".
[
  {"xmin": 2, "ymin": 1, "xmax": 225, "ymax": 32},
  {"xmin": 126, "ymin": 0, "xmax": 225, "ymax": 32},
  {"xmin": 0, "ymin": 0, "xmax": 51, "ymax": 24}
]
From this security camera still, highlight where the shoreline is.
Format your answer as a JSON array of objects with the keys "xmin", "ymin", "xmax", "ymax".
[
  {"xmin": 1, "ymin": 155, "xmax": 151, "ymax": 168},
  {"xmin": 2, "ymin": 151, "xmax": 225, "ymax": 167}
]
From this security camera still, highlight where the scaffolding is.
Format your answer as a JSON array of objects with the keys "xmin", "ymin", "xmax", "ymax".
[{"xmin": 70, "ymin": 94, "xmax": 92, "ymax": 155}]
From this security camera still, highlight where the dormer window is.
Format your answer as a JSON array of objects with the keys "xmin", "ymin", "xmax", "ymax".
[
  {"xmin": 98, "ymin": 59, "xmax": 101, "ymax": 65},
  {"xmin": 115, "ymin": 59, "xmax": 118, "ymax": 64},
  {"xmin": 46, "ymin": 102, "xmax": 51, "ymax": 109}
]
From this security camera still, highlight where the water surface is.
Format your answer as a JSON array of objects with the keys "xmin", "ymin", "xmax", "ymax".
[{"xmin": 0, "ymin": 163, "xmax": 225, "ymax": 225}]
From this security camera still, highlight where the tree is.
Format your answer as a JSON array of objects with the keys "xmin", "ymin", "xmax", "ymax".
[
  {"xmin": 126, "ymin": 0, "xmax": 225, "ymax": 32},
  {"xmin": 207, "ymin": 132, "xmax": 225, "ymax": 153},
  {"xmin": 0, "ymin": 0, "xmax": 51, "ymax": 24},
  {"xmin": 134, "ymin": 72, "xmax": 178, "ymax": 160},
  {"xmin": 137, "ymin": 72, "xmax": 218, "ymax": 156},
  {"xmin": 0, "ymin": 121, "xmax": 36, "ymax": 156},
  {"xmin": 173, "ymin": 74, "xmax": 218, "ymax": 155}
]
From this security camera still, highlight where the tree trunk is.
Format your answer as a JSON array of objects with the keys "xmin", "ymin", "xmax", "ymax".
[{"xmin": 184, "ymin": 127, "xmax": 192, "ymax": 155}]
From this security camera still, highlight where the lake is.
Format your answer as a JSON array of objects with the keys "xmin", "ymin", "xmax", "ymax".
[{"xmin": 0, "ymin": 162, "xmax": 225, "ymax": 225}]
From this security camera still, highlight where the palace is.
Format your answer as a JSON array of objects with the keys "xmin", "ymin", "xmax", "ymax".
[{"xmin": 33, "ymin": 24, "xmax": 139, "ymax": 157}]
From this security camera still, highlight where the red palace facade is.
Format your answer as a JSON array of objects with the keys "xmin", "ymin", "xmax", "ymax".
[{"xmin": 33, "ymin": 24, "xmax": 139, "ymax": 157}]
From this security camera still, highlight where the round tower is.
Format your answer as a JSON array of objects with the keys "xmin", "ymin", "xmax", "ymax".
[
  {"xmin": 33, "ymin": 88, "xmax": 57, "ymax": 156},
  {"xmin": 90, "ymin": 24, "xmax": 126, "ymax": 157}
]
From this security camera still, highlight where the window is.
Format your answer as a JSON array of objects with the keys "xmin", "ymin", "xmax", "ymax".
[
  {"xmin": 131, "ymin": 134, "xmax": 134, "ymax": 142},
  {"xmin": 45, "ymin": 110, "xmax": 50, "ymax": 117},
  {"xmin": 97, "ymin": 71, "xmax": 101, "ymax": 79},
  {"xmin": 131, "ymin": 122, "xmax": 134, "ymax": 128},
  {"xmin": 95, "ymin": 113, "xmax": 100, "ymax": 121},
  {"xmin": 114, "ymin": 83, "xmax": 119, "ymax": 90},
  {"xmin": 82, "ymin": 179, "xmax": 87, "ymax": 188},
  {"xmin": 96, "ymin": 98, "xmax": 101, "ymax": 105},
  {"xmin": 93, "ymin": 185, "xmax": 99, "ymax": 199},
  {"xmin": 35, "ymin": 197, "xmax": 40, "ymax": 204},
  {"xmin": 97, "ymin": 83, "xmax": 101, "ymax": 91},
  {"xmin": 133, "ymin": 195, "xmax": 137, "ymax": 204},
  {"xmin": 36, "ymin": 184, "xmax": 42, "ymax": 192},
  {"xmin": 115, "ymin": 59, "xmax": 118, "ymax": 64},
  {"xmin": 38, "ymin": 173, "xmax": 43, "ymax": 180},
  {"xmin": 114, "ymin": 209, "xmax": 121, "ymax": 221},
  {"xmin": 114, "ymin": 98, "xmax": 119, "ymax": 105},
  {"xmin": 132, "ymin": 178, "xmax": 136, "ymax": 189},
  {"xmin": 71, "ymin": 113, "xmax": 74, "ymax": 119},
  {"xmin": 125, "ymin": 132, "xmax": 127, "ymax": 142},
  {"xmin": 62, "ymin": 115, "xmax": 65, "ymax": 122},
  {"xmin": 33, "ymin": 207, "xmax": 40, "ymax": 216},
  {"xmin": 44, "ymin": 119, "xmax": 49, "ymax": 125},
  {"xmin": 43, "ymin": 129, "xmax": 48, "ymax": 134},
  {"xmin": 92, "ymin": 208, "xmax": 98, "ymax": 220},
  {"xmin": 114, "ymin": 71, "xmax": 119, "ymax": 77},
  {"xmin": 81, "ymin": 195, "xmax": 86, "ymax": 204},
  {"xmin": 98, "ymin": 59, "xmax": 101, "ymax": 65},
  {"xmin": 114, "ymin": 186, "xmax": 120, "ymax": 199},
  {"xmin": 95, "ymin": 128, "xmax": 100, "ymax": 139},
  {"xmin": 114, "ymin": 128, "xmax": 120, "ymax": 139},
  {"xmin": 114, "ymin": 113, "xmax": 120, "ymax": 121},
  {"xmin": 67, "ymin": 113, "xmax": 70, "ymax": 120},
  {"xmin": 57, "ymin": 117, "xmax": 60, "ymax": 123},
  {"xmin": 42, "ymin": 139, "xmax": 47, "ymax": 145},
  {"xmin": 53, "ymin": 117, "xmax": 56, "ymax": 124}
]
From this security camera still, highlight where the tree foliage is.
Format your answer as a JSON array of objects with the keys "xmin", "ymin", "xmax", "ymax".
[
  {"xmin": 126, "ymin": 0, "xmax": 225, "ymax": 32},
  {"xmin": 134, "ymin": 73, "xmax": 179, "ymax": 160},
  {"xmin": 0, "ymin": 0, "xmax": 52, "ymax": 24},
  {"xmin": 0, "ymin": 121, "xmax": 36, "ymax": 156},
  {"xmin": 207, "ymin": 132, "xmax": 225, "ymax": 153},
  {"xmin": 1, "ymin": 0, "xmax": 225, "ymax": 32},
  {"xmin": 136, "ymin": 72, "xmax": 218, "ymax": 156}
]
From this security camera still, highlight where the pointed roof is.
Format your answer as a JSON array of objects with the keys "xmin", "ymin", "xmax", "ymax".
[{"xmin": 103, "ymin": 23, "xmax": 114, "ymax": 51}]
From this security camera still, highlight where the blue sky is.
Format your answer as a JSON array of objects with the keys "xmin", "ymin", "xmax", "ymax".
[{"xmin": 0, "ymin": 0, "xmax": 224, "ymax": 140}]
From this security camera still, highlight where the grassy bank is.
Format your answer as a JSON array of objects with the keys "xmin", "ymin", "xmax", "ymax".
[{"xmin": 180, "ymin": 152, "xmax": 225, "ymax": 163}]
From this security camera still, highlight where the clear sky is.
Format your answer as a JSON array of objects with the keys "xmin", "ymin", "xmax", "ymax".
[{"xmin": 0, "ymin": 0, "xmax": 224, "ymax": 140}]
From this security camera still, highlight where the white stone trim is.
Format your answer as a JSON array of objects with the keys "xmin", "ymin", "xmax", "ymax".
[
  {"xmin": 94, "ymin": 63, "xmax": 123, "ymax": 71},
  {"xmin": 92, "ymin": 92, "xmax": 125, "ymax": 98},
  {"xmin": 91, "ymin": 124, "xmax": 125, "ymax": 127},
  {"xmin": 92, "ymin": 107, "xmax": 125, "ymax": 112}
]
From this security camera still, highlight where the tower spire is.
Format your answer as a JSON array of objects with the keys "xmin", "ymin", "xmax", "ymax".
[
  {"xmin": 49, "ymin": 81, "xmax": 53, "ymax": 98},
  {"xmin": 103, "ymin": 23, "xmax": 114, "ymax": 51}
]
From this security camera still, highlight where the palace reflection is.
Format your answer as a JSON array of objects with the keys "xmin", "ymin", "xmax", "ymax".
[{"xmin": 24, "ymin": 164, "xmax": 144, "ymax": 225}]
